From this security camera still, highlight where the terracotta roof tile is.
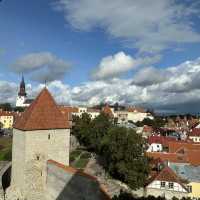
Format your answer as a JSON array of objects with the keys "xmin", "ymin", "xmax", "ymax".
[
  {"xmin": 153, "ymin": 166, "xmax": 188, "ymax": 191},
  {"xmin": 14, "ymin": 88, "xmax": 71, "ymax": 131},
  {"xmin": 102, "ymin": 104, "xmax": 114, "ymax": 118},
  {"xmin": 189, "ymin": 128, "xmax": 200, "ymax": 137},
  {"xmin": 168, "ymin": 141, "xmax": 200, "ymax": 153},
  {"xmin": 148, "ymin": 135, "xmax": 177, "ymax": 146},
  {"xmin": 127, "ymin": 106, "xmax": 146, "ymax": 113},
  {"xmin": 59, "ymin": 106, "xmax": 78, "ymax": 121}
]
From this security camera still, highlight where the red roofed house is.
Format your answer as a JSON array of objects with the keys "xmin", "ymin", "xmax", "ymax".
[
  {"xmin": 147, "ymin": 141, "xmax": 200, "ymax": 166},
  {"xmin": 58, "ymin": 105, "xmax": 79, "ymax": 121},
  {"xmin": 146, "ymin": 166, "xmax": 188, "ymax": 199},
  {"xmin": 189, "ymin": 128, "xmax": 200, "ymax": 143},
  {"xmin": 147, "ymin": 135, "xmax": 177, "ymax": 152}
]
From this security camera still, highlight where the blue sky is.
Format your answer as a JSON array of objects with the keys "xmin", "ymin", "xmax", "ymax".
[{"xmin": 1, "ymin": 0, "xmax": 200, "ymax": 113}]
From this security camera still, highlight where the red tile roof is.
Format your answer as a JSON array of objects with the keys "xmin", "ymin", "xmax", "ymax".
[
  {"xmin": 146, "ymin": 152, "xmax": 188, "ymax": 164},
  {"xmin": 0, "ymin": 111, "xmax": 14, "ymax": 117},
  {"xmin": 14, "ymin": 88, "xmax": 71, "ymax": 131},
  {"xmin": 148, "ymin": 135, "xmax": 177, "ymax": 147},
  {"xmin": 147, "ymin": 147, "xmax": 200, "ymax": 166},
  {"xmin": 143, "ymin": 125, "xmax": 153, "ymax": 133},
  {"xmin": 156, "ymin": 166, "xmax": 181, "ymax": 182},
  {"xmin": 59, "ymin": 106, "xmax": 78, "ymax": 121},
  {"xmin": 127, "ymin": 106, "xmax": 146, "ymax": 113},
  {"xmin": 189, "ymin": 128, "xmax": 200, "ymax": 137},
  {"xmin": 168, "ymin": 141, "xmax": 200, "ymax": 153},
  {"xmin": 102, "ymin": 104, "xmax": 114, "ymax": 118},
  {"xmin": 151, "ymin": 166, "xmax": 188, "ymax": 191}
]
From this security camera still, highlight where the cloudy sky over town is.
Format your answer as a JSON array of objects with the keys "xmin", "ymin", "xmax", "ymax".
[{"xmin": 1, "ymin": 0, "xmax": 200, "ymax": 113}]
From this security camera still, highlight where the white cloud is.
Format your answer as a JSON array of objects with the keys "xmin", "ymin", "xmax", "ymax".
[
  {"xmin": 53, "ymin": 0, "xmax": 200, "ymax": 53},
  {"xmin": 92, "ymin": 52, "xmax": 134, "ymax": 79},
  {"xmin": 132, "ymin": 67, "xmax": 169, "ymax": 86},
  {"xmin": 12, "ymin": 52, "xmax": 71, "ymax": 83},
  {"xmin": 2, "ymin": 57, "xmax": 200, "ymax": 113},
  {"xmin": 92, "ymin": 52, "xmax": 161, "ymax": 79},
  {"xmin": 0, "ymin": 81, "xmax": 18, "ymax": 103}
]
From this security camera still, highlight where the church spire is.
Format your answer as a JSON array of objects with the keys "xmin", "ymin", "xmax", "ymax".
[{"xmin": 18, "ymin": 75, "xmax": 27, "ymax": 97}]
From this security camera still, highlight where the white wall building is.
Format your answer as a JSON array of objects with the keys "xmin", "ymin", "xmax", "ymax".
[
  {"xmin": 146, "ymin": 166, "xmax": 188, "ymax": 199},
  {"xmin": 147, "ymin": 143, "xmax": 163, "ymax": 152}
]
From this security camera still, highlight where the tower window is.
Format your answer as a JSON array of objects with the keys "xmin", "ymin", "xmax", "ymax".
[{"xmin": 48, "ymin": 134, "xmax": 50, "ymax": 140}]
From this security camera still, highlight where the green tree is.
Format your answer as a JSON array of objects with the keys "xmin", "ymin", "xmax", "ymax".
[
  {"xmin": 90, "ymin": 113, "xmax": 112, "ymax": 152},
  {"xmin": 72, "ymin": 113, "xmax": 92, "ymax": 147},
  {"xmin": 0, "ymin": 103, "xmax": 12, "ymax": 111},
  {"xmin": 101, "ymin": 127, "xmax": 149, "ymax": 190}
]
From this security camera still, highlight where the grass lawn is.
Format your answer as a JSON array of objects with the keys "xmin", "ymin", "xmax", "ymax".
[
  {"xmin": 0, "ymin": 137, "xmax": 12, "ymax": 161},
  {"xmin": 69, "ymin": 149, "xmax": 82, "ymax": 163},
  {"xmin": 74, "ymin": 158, "xmax": 89, "ymax": 169},
  {"xmin": 70, "ymin": 149, "xmax": 91, "ymax": 169}
]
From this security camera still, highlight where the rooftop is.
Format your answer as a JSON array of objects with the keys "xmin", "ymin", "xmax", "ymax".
[
  {"xmin": 14, "ymin": 88, "xmax": 71, "ymax": 131},
  {"xmin": 170, "ymin": 163, "xmax": 200, "ymax": 183}
]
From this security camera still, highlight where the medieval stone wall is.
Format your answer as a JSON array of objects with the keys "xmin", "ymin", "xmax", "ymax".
[{"xmin": 6, "ymin": 128, "xmax": 70, "ymax": 200}]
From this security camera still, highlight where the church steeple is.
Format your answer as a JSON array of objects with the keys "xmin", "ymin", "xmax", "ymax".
[{"xmin": 18, "ymin": 75, "xmax": 27, "ymax": 97}]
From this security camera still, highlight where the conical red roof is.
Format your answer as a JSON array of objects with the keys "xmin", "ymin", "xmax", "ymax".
[{"xmin": 14, "ymin": 88, "xmax": 71, "ymax": 131}]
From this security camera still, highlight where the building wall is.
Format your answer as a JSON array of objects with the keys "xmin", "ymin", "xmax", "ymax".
[
  {"xmin": 88, "ymin": 112, "xmax": 100, "ymax": 119},
  {"xmin": 189, "ymin": 136, "xmax": 200, "ymax": 143},
  {"xmin": 188, "ymin": 182, "xmax": 200, "ymax": 198},
  {"xmin": 16, "ymin": 96, "xmax": 26, "ymax": 107},
  {"xmin": 127, "ymin": 112, "xmax": 153, "ymax": 123},
  {"xmin": 11, "ymin": 129, "xmax": 26, "ymax": 188},
  {"xmin": 145, "ymin": 188, "xmax": 188, "ymax": 200},
  {"xmin": 9, "ymin": 128, "xmax": 70, "ymax": 200},
  {"xmin": 147, "ymin": 143, "xmax": 163, "ymax": 152},
  {"xmin": 147, "ymin": 180, "xmax": 187, "ymax": 193},
  {"xmin": 0, "ymin": 115, "xmax": 13, "ymax": 129},
  {"xmin": 115, "ymin": 111, "xmax": 128, "ymax": 123},
  {"xmin": 25, "ymin": 129, "xmax": 70, "ymax": 166}
]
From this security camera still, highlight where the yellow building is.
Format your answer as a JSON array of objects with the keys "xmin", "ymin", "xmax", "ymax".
[
  {"xmin": 188, "ymin": 182, "xmax": 200, "ymax": 198},
  {"xmin": 0, "ymin": 110, "xmax": 14, "ymax": 129}
]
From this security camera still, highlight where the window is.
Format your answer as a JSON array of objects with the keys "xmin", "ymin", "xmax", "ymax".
[
  {"xmin": 48, "ymin": 134, "xmax": 50, "ymax": 140},
  {"xmin": 161, "ymin": 181, "xmax": 165, "ymax": 188},
  {"xmin": 36, "ymin": 156, "xmax": 40, "ymax": 160},
  {"xmin": 187, "ymin": 185, "xmax": 192, "ymax": 193},
  {"xmin": 168, "ymin": 182, "xmax": 174, "ymax": 189}
]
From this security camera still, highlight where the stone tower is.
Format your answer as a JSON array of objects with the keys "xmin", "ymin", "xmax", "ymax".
[{"xmin": 7, "ymin": 88, "xmax": 71, "ymax": 200}]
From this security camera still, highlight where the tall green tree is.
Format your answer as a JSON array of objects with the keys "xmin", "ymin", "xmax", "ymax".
[
  {"xmin": 101, "ymin": 127, "xmax": 149, "ymax": 190},
  {"xmin": 72, "ymin": 113, "xmax": 92, "ymax": 146},
  {"xmin": 90, "ymin": 113, "xmax": 112, "ymax": 152}
]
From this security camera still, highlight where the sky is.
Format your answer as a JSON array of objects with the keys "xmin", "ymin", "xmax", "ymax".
[{"xmin": 1, "ymin": 0, "xmax": 200, "ymax": 113}]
